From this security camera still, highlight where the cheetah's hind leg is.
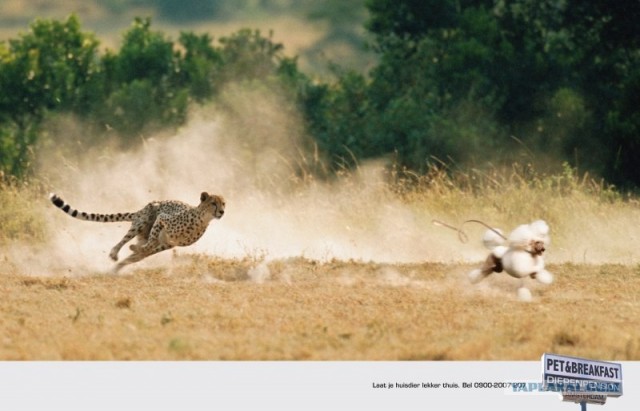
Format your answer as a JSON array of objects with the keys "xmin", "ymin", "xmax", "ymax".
[
  {"xmin": 113, "ymin": 243, "xmax": 174, "ymax": 273},
  {"xmin": 129, "ymin": 231, "xmax": 151, "ymax": 253},
  {"xmin": 137, "ymin": 215, "xmax": 169, "ymax": 254},
  {"xmin": 113, "ymin": 250, "xmax": 145, "ymax": 272},
  {"xmin": 109, "ymin": 223, "xmax": 145, "ymax": 261}
]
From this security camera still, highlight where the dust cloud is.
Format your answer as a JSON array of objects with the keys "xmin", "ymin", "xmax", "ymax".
[
  {"xmin": 7, "ymin": 86, "xmax": 639, "ymax": 276},
  {"xmin": 24, "ymin": 86, "xmax": 475, "ymax": 275}
]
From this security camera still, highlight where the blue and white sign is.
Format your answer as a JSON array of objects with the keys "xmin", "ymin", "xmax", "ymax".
[{"xmin": 542, "ymin": 353, "xmax": 623, "ymax": 399}]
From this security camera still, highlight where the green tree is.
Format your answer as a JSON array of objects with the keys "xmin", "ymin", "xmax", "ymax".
[
  {"xmin": 0, "ymin": 15, "xmax": 312, "ymax": 175},
  {"xmin": 356, "ymin": 0, "xmax": 640, "ymax": 186},
  {"xmin": 360, "ymin": 1, "xmax": 509, "ymax": 169},
  {"xmin": 0, "ymin": 15, "xmax": 100, "ymax": 176},
  {"xmin": 217, "ymin": 29, "xmax": 286, "ymax": 83},
  {"xmin": 96, "ymin": 17, "xmax": 185, "ymax": 136},
  {"xmin": 562, "ymin": 0, "xmax": 640, "ymax": 186},
  {"xmin": 177, "ymin": 32, "xmax": 222, "ymax": 101},
  {"xmin": 0, "ymin": 15, "xmax": 100, "ymax": 119}
]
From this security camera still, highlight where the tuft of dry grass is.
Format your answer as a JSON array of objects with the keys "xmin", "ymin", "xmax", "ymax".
[
  {"xmin": 397, "ymin": 162, "xmax": 626, "ymax": 226},
  {"xmin": 395, "ymin": 162, "xmax": 640, "ymax": 263},
  {"xmin": 0, "ymin": 180, "xmax": 46, "ymax": 245},
  {"xmin": 0, "ymin": 257, "xmax": 638, "ymax": 360}
]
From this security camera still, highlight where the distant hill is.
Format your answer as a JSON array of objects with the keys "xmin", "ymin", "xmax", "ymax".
[{"xmin": 0, "ymin": 0, "xmax": 376, "ymax": 74}]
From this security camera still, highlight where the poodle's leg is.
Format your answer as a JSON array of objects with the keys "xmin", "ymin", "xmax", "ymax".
[
  {"xmin": 532, "ymin": 269, "xmax": 553, "ymax": 284},
  {"xmin": 468, "ymin": 253, "xmax": 502, "ymax": 283},
  {"xmin": 517, "ymin": 286, "xmax": 532, "ymax": 301},
  {"xmin": 517, "ymin": 279, "xmax": 532, "ymax": 301}
]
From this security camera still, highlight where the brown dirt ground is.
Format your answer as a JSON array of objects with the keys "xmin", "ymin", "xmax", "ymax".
[{"xmin": 1, "ymin": 257, "xmax": 638, "ymax": 360}]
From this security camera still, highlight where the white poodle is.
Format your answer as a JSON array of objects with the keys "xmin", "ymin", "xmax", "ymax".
[{"xmin": 468, "ymin": 220, "xmax": 553, "ymax": 301}]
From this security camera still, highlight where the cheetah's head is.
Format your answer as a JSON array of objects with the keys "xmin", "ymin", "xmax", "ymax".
[{"xmin": 200, "ymin": 192, "xmax": 225, "ymax": 219}]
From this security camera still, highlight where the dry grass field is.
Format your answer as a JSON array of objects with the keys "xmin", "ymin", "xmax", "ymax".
[
  {"xmin": 1, "ymin": 257, "xmax": 638, "ymax": 360},
  {"xmin": 1, "ymin": 79, "xmax": 639, "ymax": 362}
]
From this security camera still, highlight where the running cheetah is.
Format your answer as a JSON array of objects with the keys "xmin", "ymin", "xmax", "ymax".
[{"xmin": 49, "ymin": 192, "xmax": 225, "ymax": 271}]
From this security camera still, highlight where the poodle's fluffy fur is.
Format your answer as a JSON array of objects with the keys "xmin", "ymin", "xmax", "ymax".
[{"xmin": 468, "ymin": 220, "xmax": 553, "ymax": 301}]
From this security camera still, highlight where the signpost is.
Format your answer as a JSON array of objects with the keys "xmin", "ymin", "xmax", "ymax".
[{"xmin": 541, "ymin": 353, "xmax": 623, "ymax": 409}]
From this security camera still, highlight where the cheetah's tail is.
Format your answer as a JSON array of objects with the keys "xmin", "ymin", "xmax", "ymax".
[{"xmin": 49, "ymin": 193, "xmax": 135, "ymax": 222}]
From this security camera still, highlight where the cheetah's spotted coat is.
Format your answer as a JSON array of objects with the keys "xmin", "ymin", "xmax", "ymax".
[{"xmin": 49, "ymin": 192, "xmax": 225, "ymax": 271}]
